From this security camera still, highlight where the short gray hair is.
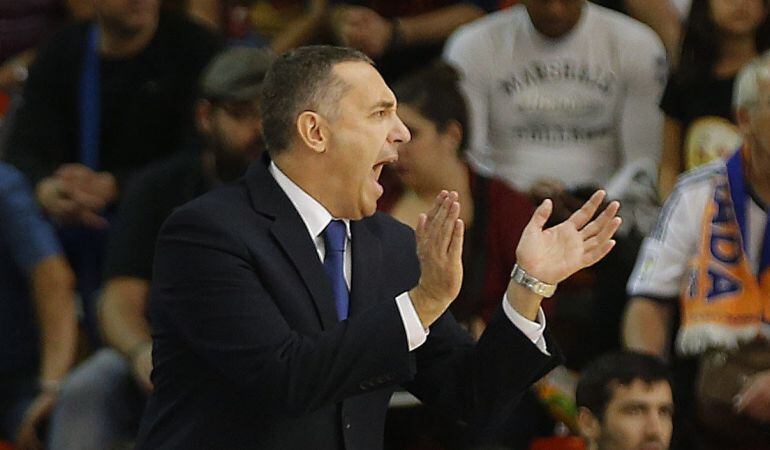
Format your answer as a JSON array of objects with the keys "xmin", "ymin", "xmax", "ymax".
[
  {"xmin": 733, "ymin": 51, "xmax": 770, "ymax": 111},
  {"xmin": 259, "ymin": 46, "xmax": 373, "ymax": 156}
]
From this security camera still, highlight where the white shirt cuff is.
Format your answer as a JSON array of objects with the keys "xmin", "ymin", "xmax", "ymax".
[
  {"xmin": 396, "ymin": 292, "xmax": 428, "ymax": 351},
  {"xmin": 502, "ymin": 293, "xmax": 549, "ymax": 355}
]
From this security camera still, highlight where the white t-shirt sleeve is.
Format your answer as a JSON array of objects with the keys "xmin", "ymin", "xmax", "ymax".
[
  {"xmin": 617, "ymin": 25, "xmax": 667, "ymax": 173},
  {"xmin": 627, "ymin": 178, "xmax": 708, "ymax": 299},
  {"xmin": 444, "ymin": 25, "xmax": 495, "ymax": 177}
]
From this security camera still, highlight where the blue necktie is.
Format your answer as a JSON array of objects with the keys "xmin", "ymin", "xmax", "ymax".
[{"xmin": 322, "ymin": 220, "xmax": 349, "ymax": 321}]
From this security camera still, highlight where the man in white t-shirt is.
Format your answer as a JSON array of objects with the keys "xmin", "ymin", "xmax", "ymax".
[
  {"xmin": 444, "ymin": 0, "xmax": 666, "ymax": 208},
  {"xmin": 624, "ymin": 54, "xmax": 770, "ymax": 447}
]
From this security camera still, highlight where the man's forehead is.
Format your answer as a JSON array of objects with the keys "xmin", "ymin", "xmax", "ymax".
[
  {"xmin": 609, "ymin": 379, "xmax": 672, "ymax": 401},
  {"xmin": 332, "ymin": 61, "xmax": 396, "ymax": 106}
]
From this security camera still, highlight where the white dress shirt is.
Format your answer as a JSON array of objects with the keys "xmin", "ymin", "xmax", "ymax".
[{"xmin": 269, "ymin": 162, "xmax": 548, "ymax": 353}]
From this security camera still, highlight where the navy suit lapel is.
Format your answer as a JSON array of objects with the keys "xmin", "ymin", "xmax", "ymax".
[
  {"xmin": 349, "ymin": 220, "xmax": 382, "ymax": 317},
  {"xmin": 245, "ymin": 160, "xmax": 338, "ymax": 330}
]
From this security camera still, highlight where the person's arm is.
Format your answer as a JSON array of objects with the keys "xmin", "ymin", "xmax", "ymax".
[
  {"xmin": 622, "ymin": 297, "xmax": 674, "ymax": 357},
  {"xmin": 330, "ymin": 3, "xmax": 484, "ymax": 58},
  {"xmin": 0, "ymin": 168, "xmax": 77, "ymax": 387},
  {"xmin": 617, "ymin": 27, "xmax": 667, "ymax": 180},
  {"xmin": 97, "ymin": 162, "xmax": 173, "ymax": 391},
  {"xmin": 15, "ymin": 256, "xmax": 77, "ymax": 450},
  {"xmin": 31, "ymin": 256, "xmax": 77, "ymax": 387},
  {"xmin": 99, "ymin": 277, "xmax": 153, "ymax": 392},
  {"xmin": 0, "ymin": 166, "xmax": 77, "ymax": 450},
  {"xmin": 443, "ymin": 25, "xmax": 495, "ymax": 176},
  {"xmin": 270, "ymin": 0, "xmax": 329, "ymax": 54},
  {"xmin": 624, "ymin": 0, "xmax": 683, "ymax": 66},
  {"xmin": 395, "ymin": 4, "xmax": 485, "ymax": 47},
  {"xmin": 623, "ymin": 175, "xmax": 702, "ymax": 358},
  {"xmin": 657, "ymin": 116, "xmax": 684, "ymax": 200}
]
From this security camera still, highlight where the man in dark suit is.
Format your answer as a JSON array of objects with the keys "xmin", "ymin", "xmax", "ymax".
[{"xmin": 136, "ymin": 45, "xmax": 622, "ymax": 450}]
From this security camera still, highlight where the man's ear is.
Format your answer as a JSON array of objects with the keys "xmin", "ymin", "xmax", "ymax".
[
  {"xmin": 296, "ymin": 111, "xmax": 328, "ymax": 154},
  {"xmin": 577, "ymin": 406, "xmax": 602, "ymax": 445},
  {"xmin": 440, "ymin": 120, "xmax": 463, "ymax": 156},
  {"xmin": 735, "ymin": 106, "xmax": 753, "ymax": 136},
  {"xmin": 195, "ymin": 100, "xmax": 214, "ymax": 135}
]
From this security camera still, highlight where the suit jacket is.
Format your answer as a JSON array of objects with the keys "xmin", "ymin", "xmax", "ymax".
[{"xmin": 135, "ymin": 160, "xmax": 561, "ymax": 450}]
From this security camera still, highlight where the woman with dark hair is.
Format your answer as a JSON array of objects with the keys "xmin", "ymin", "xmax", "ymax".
[
  {"xmin": 657, "ymin": 0, "xmax": 769, "ymax": 198},
  {"xmin": 381, "ymin": 60, "xmax": 560, "ymax": 450},
  {"xmin": 379, "ymin": 61, "xmax": 534, "ymax": 337}
]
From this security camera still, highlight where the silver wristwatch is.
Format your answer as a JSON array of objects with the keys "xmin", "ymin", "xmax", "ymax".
[{"xmin": 510, "ymin": 263, "xmax": 557, "ymax": 298}]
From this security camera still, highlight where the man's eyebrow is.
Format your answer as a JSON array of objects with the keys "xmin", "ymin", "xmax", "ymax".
[
  {"xmin": 619, "ymin": 401, "xmax": 648, "ymax": 409},
  {"xmin": 372, "ymin": 100, "xmax": 396, "ymax": 110}
]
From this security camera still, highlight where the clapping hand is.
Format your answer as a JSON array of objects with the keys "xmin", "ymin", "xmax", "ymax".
[
  {"xmin": 409, "ymin": 191, "xmax": 464, "ymax": 328},
  {"xmin": 517, "ymin": 190, "xmax": 620, "ymax": 284},
  {"xmin": 508, "ymin": 191, "xmax": 621, "ymax": 318}
]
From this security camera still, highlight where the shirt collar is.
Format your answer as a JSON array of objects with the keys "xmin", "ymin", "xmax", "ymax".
[{"xmin": 268, "ymin": 161, "xmax": 351, "ymax": 240}]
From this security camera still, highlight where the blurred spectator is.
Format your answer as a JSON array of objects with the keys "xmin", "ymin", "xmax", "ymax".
[
  {"xmin": 624, "ymin": 53, "xmax": 770, "ymax": 449},
  {"xmin": 379, "ymin": 61, "xmax": 540, "ymax": 450},
  {"xmin": 4, "ymin": 0, "xmax": 221, "ymax": 212},
  {"xmin": 381, "ymin": 61, "xmax": 533, "ymax": 336},
  {"xmin": 657, "ymin": 0, "xmax": 770, "ymax": 199},
  {"xmin": 187, "ymin": 0, "xmax": 329, "ymax": 53},
  {"xmin": 575, "ymin": 352, "xmax": 673, "ymax": 450},
  {"xmin": 2, "ymin": 0, "xmax": 221, "ymax": 341},
  {"xmin": 444, "ymin": 0, "xmax": 666, "ymax": 228},
  {"xmin": 46, "ymin": 47, "xmax": 272, "ymax": 450},
  {"xmin": 443, "ymin": 0, "xmax": 665, "ymax": 380},
  {"xmin": 0, "ymin": 163, "xmax": 76, "ymax": 450},
  {"xmin": 330, "ymin": 0, "xmax": 494, "ymax": 81}
]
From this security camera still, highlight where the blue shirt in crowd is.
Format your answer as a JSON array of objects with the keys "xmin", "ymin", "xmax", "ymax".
[{"xmin": 0, "ymin": 162, "xmax": 62, "ymax": 375}]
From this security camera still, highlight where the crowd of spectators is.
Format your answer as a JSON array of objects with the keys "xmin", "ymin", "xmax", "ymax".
[{"xmin": 0, "ymin": 0, "xmax": 768, "ymax": 449}]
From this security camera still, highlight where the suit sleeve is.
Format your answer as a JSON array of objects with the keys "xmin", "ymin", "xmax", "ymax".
[
  {"xmin": 150, "ymin": 206, "xmax": 417, "ymax": 416},
  {"xmin": 406, "ymin": 305, "xmax": 561, "ymax": 431}
]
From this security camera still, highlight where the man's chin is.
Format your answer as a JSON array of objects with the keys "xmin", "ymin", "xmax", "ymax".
[{"xmin": 358, "ymin": 196, "xmax": 382, "ymax": 219}]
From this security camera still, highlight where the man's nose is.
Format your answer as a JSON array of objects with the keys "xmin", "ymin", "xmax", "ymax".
[
  {"xmin": 389, "ymin": 115, "xmax": 411, "ymax": 144},
  {"xmin": 645, "ymin": 412, "xmax": 665, "ymax": 438}
]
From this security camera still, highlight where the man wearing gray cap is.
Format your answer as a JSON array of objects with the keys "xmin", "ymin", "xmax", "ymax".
[{"xmin": 45, "ymin": 47, "xmax": 273, "ymax": 450}]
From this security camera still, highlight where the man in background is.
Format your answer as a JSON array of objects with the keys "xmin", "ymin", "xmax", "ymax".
[
  {"xmin": 624, "ymin": 53, "xmax": 770, "ymax": 449},
  {"xmin": 576, "ymin": 351, "xmax": 673, "ymax": 450},
  {"xmin": 46, "ymin": 47, "xmax": 272, "ymax": 450}
]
